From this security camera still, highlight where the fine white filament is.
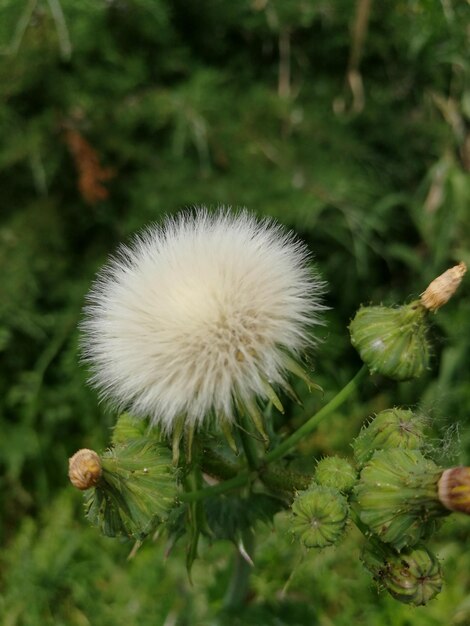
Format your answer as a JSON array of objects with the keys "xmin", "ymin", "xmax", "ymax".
[{"xmin": 81, "ymin": 209, "xmax": 325, "ymax": 431}]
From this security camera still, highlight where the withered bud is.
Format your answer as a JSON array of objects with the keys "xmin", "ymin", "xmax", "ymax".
[
  {"xmin": 420, "ymin": 262, "xmax": 467, "ymax": 311},
  {"xmin": 69, "ymin": 448, "xmax": 102, "ymax": 490},
  {"xmin": 438, "ymin": 467, "xmax": 470, "ymax": 514}
]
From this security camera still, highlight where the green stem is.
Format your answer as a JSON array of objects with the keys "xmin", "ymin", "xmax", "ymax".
[
  {"xmin": 259, "ymin": 465, "xmax": 312, "ymax": 494},
  {"xmin": 179, "ymin": 470, "xmax": 252, "ymax": 503},
  {"xmin": 264, "ymin": 364, "xmax": 368, "ymax": 465},
  {"xmin": 180, "ymin": 365, "xmax": 368, "ymax": 503},
  {"xmin": 222, "ymin": 529, "xmax": 255, "ymax": 611},
  {"xmin": 238, "ymin": 414, "xmax": 261, "ymax": 470},
  {"xmin": 200, "ymin": 447, "xmax": 241, "ymax": 480}
]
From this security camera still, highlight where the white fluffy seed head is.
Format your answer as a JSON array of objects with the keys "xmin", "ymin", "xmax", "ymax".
[{"xmin": 81, "ymin": 208, "xmax": 325, "ymax": 432}]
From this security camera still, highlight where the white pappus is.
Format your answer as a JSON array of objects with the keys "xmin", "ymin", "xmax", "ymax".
[{"xmin": 81, "ymin": 208, "xmax": 326, "ymax": 433}]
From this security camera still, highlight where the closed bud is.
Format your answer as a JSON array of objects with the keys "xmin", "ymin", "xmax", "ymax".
[
  {"xmin": 349, "ymin": 301, "xmax": 430, "ymax": 381},
  {"xmin": 315, "ymin": 456, "xmax": 357, "ymax": 493},
  {"xmin": 69, "ymin": 449, "xmax": 102, "ymax": 490},
  {"xmin": 421, "ymin": 262, "xmax": 466, "ymax": 311},
  {"xmin": 355, "ymin": 449, "xmax": 447, "ymax": 550},
  {"xmin": 83, "ymin": 438, "xmax": 177, "ymax": 539},
  {"xmin": 362, "ymin": 541, "xmax": 442, "ymax": 606},
  {"xmin": 353, "ymin": 408, "xmax": 426, "ymax": 467},
  {"xmin": 438, "ymin": 467, "xmax": 470, "ymax": 515},
  {"xmin": 290, "ymin": 485, "xmax": 349, "ymax": 548}
]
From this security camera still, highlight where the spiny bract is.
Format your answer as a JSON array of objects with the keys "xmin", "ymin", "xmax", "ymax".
[{"xmin": 81, "ymin": 208, "xmax": 325, "ymax": 432}]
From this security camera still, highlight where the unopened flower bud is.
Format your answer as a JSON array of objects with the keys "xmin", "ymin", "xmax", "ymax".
[
  {"xmin": 438, "ymin": 466, "xmax": 470, "ymax": 514},
  {"xmin": 82, "ymin": 438, "xmax": 177, "ymax": 539},
  {"xmin": 353, "ymin": 408, "xmax": 426, "ymax": 467},
  {"xmin": 362, "ymin": 541, "xmax": 442, "ymax": 606},
  {"xmin": 291, "ymin": 485, "xmax": 349, "ymax": 548},
  {"xmin": 355, "ymin": 449, "xmax": 447, "ymax": 550},
  {"xmin": 69, "ymin": 449, "xmax": 102, "ymax": 490},
  {"xmin": 421, "ymin": 262, "xmax": 467, "ymax": 311},
  {"xmin": 349, "ymin": 301, "xmax": 430, "ymax": 381},
  {"xmin": 314, "ymin": 456, "xmax": 357, "ymax": 493}
]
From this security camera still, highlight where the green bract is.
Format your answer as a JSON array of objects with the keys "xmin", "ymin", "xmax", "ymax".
[
  {"xmin": 84, "ymin": 438, "xmax": 177, "ymax": 539},
  {"xmin": 353, "ymin": 408, "xmax": 426, "ymax": 467},
  {"xmin": 349, "ymin": 301, "xmax": 430, "ymax": 381},
  {"xmin": 111, "ymin": 413, "xmax": 149, "ymax": 445},
  {"xmin": 355, "ymin": 449, "xmax": 447, "ymax": 550},
  {"xmin": 290, "ymin": 486, "xmax": 349, "ymax": 549},
  {"xmin": 315, "ymin": 456, "xmax": 357, "ymax": 493},
  {"xmin": 362, "ymin": 541, "xmax": 442, "ymax": 606}
]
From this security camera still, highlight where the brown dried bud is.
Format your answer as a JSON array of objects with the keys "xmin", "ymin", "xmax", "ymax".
[
  {"xmin": 69, "ymin": 449, "xmax": 102, "ymax": 490},
  {"xmin": 420, "ymin": 262, "xmax": 467, "ymax": 311},
  {"xmin": 438, "ymin": 467, "xmax": 470, "ymax": 514}
]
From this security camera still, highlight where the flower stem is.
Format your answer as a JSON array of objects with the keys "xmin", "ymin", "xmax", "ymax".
[
  {"xmin": 180, "ymin": 365, "xmax": 368, "ymax": 503},
  {"xmin": 179, "ymin": 470, "xmax": 252, "ymax": 503},
  {"xmin": 238, "ymin": 414, "xmax": 261, "ymax": 470},
  {"xmin": 264, "ymin": 364, "xmax": 368, "ymax": 465}
]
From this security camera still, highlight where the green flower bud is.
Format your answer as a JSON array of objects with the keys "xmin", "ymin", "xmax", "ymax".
[
  {"xmin": 355, "ymin": 449, "xmax": 447, "ymax": 550},
  {"xmin": 353, "ymin": 408, "xmax": 426, "ymax": 467},
  {"xmin": 362, "ymin": 541, "xmax": 442, "ymax": 606},
  {"xmin": 291, "ymin": 486, "xmax": 349, "ymax": 548},
  {"xmin": 112, "ymin": 413, "xmax": 149, "ymax": 445},
  {"xmin": 315, "ymin": 456, "xmax": 357, "ymax": 493},
  {"xmin": 83, "ymin": 438, "xmax": 177, "ymax": 539},
  {"xmin": 349, "ymin": 301, "xmax": 430, "ymax": 381}
]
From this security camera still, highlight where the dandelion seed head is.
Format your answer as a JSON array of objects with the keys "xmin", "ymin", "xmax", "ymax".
[{"xmin": 81, "ymin": 208, "xmax": 325, "ymax": 432}]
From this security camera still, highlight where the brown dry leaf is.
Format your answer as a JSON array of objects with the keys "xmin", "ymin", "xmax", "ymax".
[{"xmin": 64, "ymin": 128, "xmax": 115, "ymax": 204}]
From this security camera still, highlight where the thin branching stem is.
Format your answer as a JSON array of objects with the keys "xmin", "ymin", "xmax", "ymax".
[
  {"xmin": 264, "ymin": 365, "xmax": 368, "ymax": 464},
  {"xmin": 180, "ymin": 365, "xmax": 368, "ymax": 502}
]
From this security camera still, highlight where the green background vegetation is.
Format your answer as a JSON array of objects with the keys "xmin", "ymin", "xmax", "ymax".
[{"xmin": 1, "ymin": 0, "xmax": 470, "ymax": 624}]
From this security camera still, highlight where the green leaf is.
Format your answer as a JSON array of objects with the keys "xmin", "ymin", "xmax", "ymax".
[{"xmin": 204, "ymin": 493, "xmax": 284, "ymax": 542}]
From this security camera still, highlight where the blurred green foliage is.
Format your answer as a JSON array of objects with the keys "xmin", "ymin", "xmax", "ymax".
[{"xmin": 1, "ymin": 0, "xmax": 470, "ymax": 624}]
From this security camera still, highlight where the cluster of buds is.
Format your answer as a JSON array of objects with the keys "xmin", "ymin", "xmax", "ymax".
[
  {"xmin": 289, "ymin": 456, "xmax": 357, "ymax": 549},
  {"xmin": 341, "ymin": 263, "xmax": 469, "ymax": 603},
  {"xmin": 351, "ymin": 407, "xmax": 470, "ymax": 603},
  {"xmin": 287, "ymin": 403, "xmax": 470, "ymax": 605}
]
